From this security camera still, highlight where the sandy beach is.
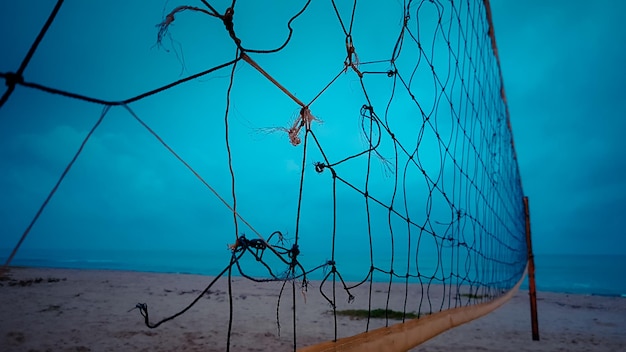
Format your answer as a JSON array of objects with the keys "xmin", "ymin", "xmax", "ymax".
[{"xmin": 1, "ymin": 267, "xmax": 624, "ymax": 351}]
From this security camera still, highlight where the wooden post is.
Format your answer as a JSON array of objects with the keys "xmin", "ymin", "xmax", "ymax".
[{"xmin": 523, "ymin": 196, "xmax": 539, "ymax": 341}]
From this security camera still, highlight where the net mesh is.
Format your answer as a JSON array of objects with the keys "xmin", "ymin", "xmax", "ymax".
[{"xmin": 1, "ymin": 0, "xmax": 527, "ymax": 350}]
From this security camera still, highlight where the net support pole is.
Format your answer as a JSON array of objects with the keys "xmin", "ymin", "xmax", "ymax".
[{"xmin": 524, "ymin": 196, "xmax": 540, "ymax": 341}]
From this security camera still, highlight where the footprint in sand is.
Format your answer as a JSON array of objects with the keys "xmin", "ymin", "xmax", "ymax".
[{"xmin": 5, "ymin": 331, "xmax": 25, "ymax": 345}]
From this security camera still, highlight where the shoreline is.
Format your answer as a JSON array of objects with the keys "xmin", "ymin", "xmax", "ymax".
[
  {"xmin": 1, "ymin": 266, "xmax": 625, "ymax": 351},
  {"xmin": 3, "ymin": 250, "xmax": 626, "ymax": 297},
  {"xmin": 4, "ymin": 263, "xmax": 626, "ymax": 298}
]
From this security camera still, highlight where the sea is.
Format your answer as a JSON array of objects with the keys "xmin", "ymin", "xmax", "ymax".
[{"xmin": 2, "ymin": 247, "xmax": 625, "ymax": 297}]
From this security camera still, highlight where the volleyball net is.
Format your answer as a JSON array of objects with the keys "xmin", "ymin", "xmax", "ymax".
[{"xmin": 1, "ymin": 0, "xmax": 528, "ymax": 350}]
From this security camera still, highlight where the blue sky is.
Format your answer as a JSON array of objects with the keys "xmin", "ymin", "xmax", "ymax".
[
  {"xmin": 0, "ymin": 0, "xmax": 624, "ymax": 277},
  {"xmin": 491, "ymin": 1, "xmax": 626, "ymax": 254}
]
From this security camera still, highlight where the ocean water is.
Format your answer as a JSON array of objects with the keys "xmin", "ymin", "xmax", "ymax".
[
  {"xmin": 2, "ymin": 248, "xmax": 625, "ymax": 297},
  {"xmin": 521, "ymin": 254, "xmax": 626, "ymax": 297}
]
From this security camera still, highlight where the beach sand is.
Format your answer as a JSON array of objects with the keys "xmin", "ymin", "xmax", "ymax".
[{"xmin": 1, "ymin": 267, "xmax": 624, "ymax": 351}]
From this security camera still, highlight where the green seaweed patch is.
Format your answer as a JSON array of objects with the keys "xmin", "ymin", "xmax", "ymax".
[
  {"xmin": 335, "ymin": 309, "xmax": 419, "ymax": 320},
  {"xmin": 458, "ymin": 293, "xmax": 490, "ymax": 299}
]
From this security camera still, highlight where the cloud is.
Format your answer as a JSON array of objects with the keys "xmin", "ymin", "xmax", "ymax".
[
  {"xmin": 0, "ymin": 119, "xmax": 242, "ymax": 252},
  {"xmin": 491, "ymin": 1, "xmax": 626, "ymax": 255}
]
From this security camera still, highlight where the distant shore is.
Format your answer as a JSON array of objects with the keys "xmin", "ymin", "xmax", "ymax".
[{"xmin": 1, "ymin": 267, "xmax": 625, "ymax": 351}]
